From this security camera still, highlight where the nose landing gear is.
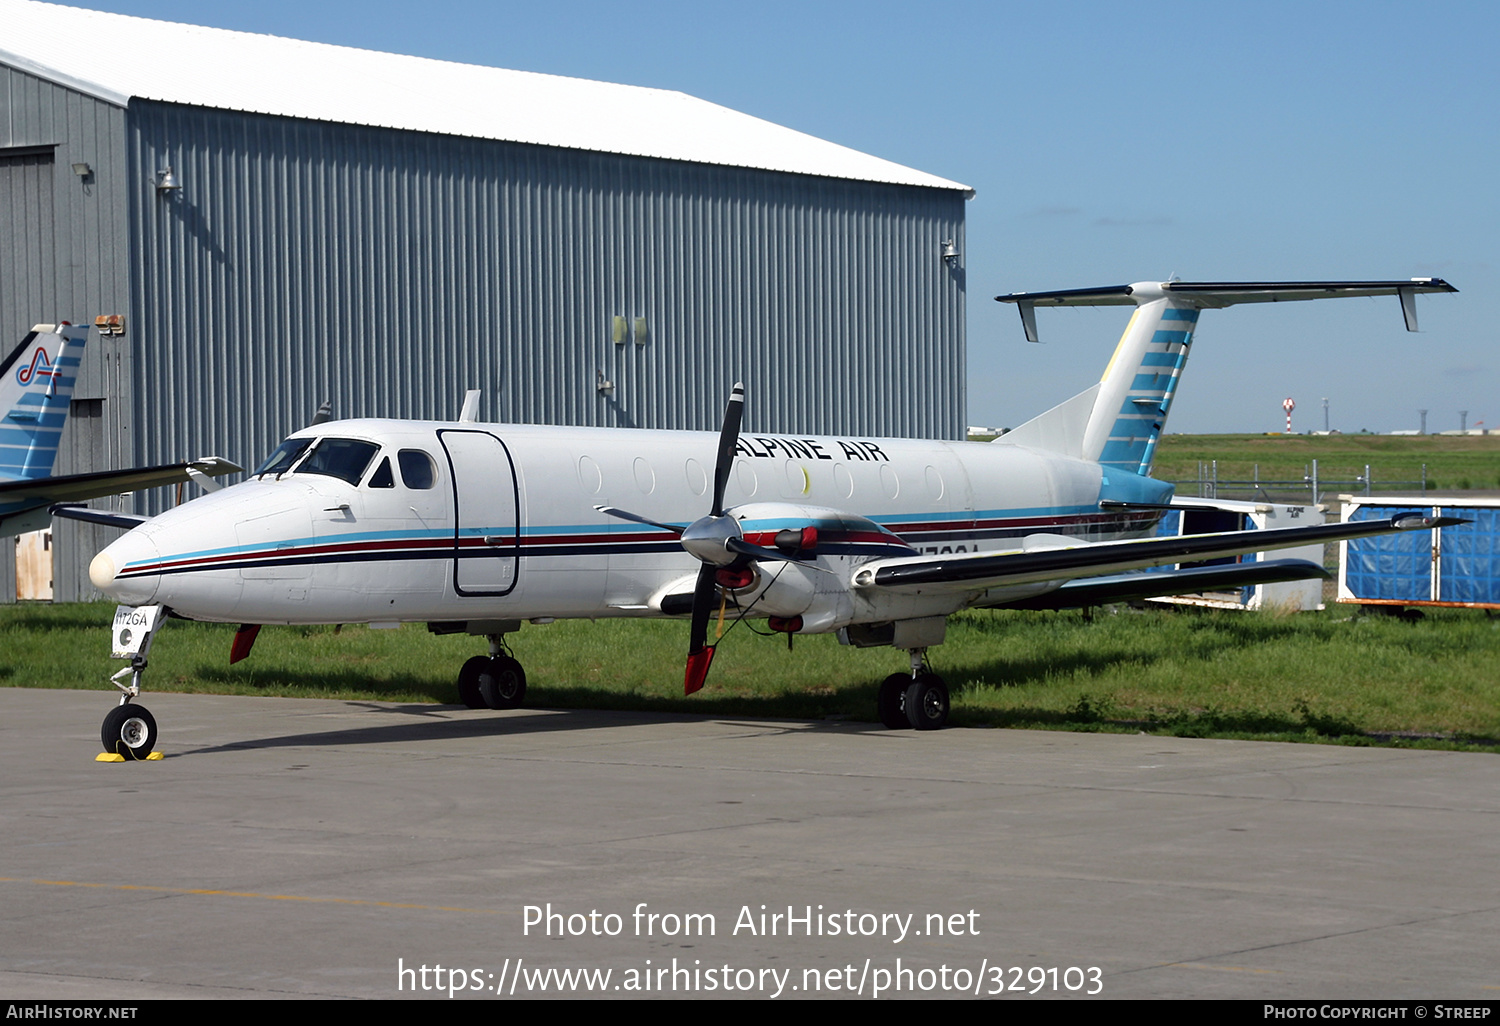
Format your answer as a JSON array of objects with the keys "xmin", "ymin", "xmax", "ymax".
[{"xmin": 97, "ymin": 605, "xmax": 168, "ymax": 762}]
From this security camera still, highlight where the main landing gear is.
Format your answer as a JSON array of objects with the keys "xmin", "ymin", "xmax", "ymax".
[
  {"xmin": 428, "ymin": 619, "xmax": 530, "ymax": 712},
  {"xmin": 877, "ymin": 647, "xmax": 949, "ymax": 731},
  {"xmin": 456, "ymin": 632, "xmax": 527, "ymax": 710}
]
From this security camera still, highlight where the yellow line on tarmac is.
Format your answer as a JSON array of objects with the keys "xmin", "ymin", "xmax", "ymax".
[{"xmin": 0, "ymin": 876, "xmax": 504, "ymax": 915}]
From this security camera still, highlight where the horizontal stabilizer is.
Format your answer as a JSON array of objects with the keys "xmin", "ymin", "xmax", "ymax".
[
  {"xmin": 1002, "ymin": 558, "xmax": 1329, "ymax": 610},
  {"xmin": 995, "ymin": 278, "xmax": 1457, "ymax": 342}
]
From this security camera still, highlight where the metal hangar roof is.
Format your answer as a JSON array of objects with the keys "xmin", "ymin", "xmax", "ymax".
[{"xmin": 1, "ymin": 0, "xmax": 973, "ymax": 194}]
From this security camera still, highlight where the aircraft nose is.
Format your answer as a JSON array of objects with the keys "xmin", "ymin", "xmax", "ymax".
[{"xmin": 91, "ymin": 531, "xmax": 161, "ymax": 605}]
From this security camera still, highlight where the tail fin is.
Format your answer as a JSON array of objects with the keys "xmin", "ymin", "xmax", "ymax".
[
  {"xmin": 995, "ymin": 278, "xmax": 1458, "ymax": 475},
  {"xmin": 1084, "ymin": 295, "xmax": 1198, "ymax": 475},
  {"xmin": 0, "ymin": 324, "xmax": 91, "ymax": 481}
]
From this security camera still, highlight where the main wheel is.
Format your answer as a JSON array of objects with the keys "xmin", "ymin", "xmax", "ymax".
[
  {"xmin": 457, "ymin": 656, "xmax": 489, "ymax": 709},
  {"xmin": 478, "ymin": 656, "xmax": 526, "ymax": 710},
  {"xmin": 101, "ymin": 703, "xmax": 158, "ymax": 760},
  {"xmin": 878, "ymin": 673, "xmax": 912, "ymax": 730},
  {"xmin": 904, "ymin": 673, "xmax": 949, "ymax": 730}
]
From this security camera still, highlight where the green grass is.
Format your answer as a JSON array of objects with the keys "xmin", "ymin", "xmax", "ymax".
[
  {"xmin": 5, "ymin": 601, "xmax": 1497, "ymax": 752},
  {"xmin": 1153, "ymin": 432, "xmax": 1500, "ymax": 492}
]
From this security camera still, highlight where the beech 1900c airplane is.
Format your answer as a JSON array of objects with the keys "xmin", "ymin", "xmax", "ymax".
[
  {"xmin": 1, "ymin": 323, "xmax": 240, "ymax": 537},
  {"xmin": 62, "ymin": 279, "xmax": 1460, "ymax": 757}
]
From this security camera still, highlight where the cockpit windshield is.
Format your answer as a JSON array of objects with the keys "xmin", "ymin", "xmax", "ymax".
[
  {"xmin": 292, "ymin": 438, "xmax": 381, "ymax": 486},
  {"xmin": 253, "ymin": 437, "xmax": 314, "ymax": 477}
]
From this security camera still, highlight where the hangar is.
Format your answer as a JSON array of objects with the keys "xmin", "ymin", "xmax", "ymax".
[{"xmin": 0, "ymin": 0, "xmax": 971, "ymax": 601}]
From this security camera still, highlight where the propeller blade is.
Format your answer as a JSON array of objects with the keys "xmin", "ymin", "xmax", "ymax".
[
  {"xmin": 685, "ymin": 382, "xmax": 746, "ymax": 694},
  {"xmin": 230, "ymin": 623, "xmax": 262, "ymax": 664},
  {"xmin": 685, "ymin": 563, "xmax": 718, "ymax": 694},
  {"xmin": 594, "ymin": 504, "xmax": 684, "ymax": 535},
  {"xmin": 710, "ymin": 383, "xmax": 744, "ymax": 517}
]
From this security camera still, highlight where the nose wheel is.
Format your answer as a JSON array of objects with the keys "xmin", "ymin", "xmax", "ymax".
[{"xmin": 101, "ymin": 702, "xmax": 158, "ymax": 760}]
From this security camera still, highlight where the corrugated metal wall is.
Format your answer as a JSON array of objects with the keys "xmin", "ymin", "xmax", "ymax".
[
  {"xmin": 5, "ymin": 76, "xmax": 967, "ymax": 600},
  {"xmin": 125, "ymin": 101, "xmax": 966, "ymax": 491},
  {"xmin": 1, "ymin": 66, "xmax": 132, "ymax": 602}
]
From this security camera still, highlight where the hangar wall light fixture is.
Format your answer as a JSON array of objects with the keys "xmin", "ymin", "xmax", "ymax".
[
  {"xmin": 71, "ymin": 162, "xmax": 92, "ymax": 178},
  {"xmin": 155, "ymin": 166, "xmax": 181, "ymax": 193},
  {"xmin": 941, "ymin": 239, "xmax": 959, "ymax": 265}
]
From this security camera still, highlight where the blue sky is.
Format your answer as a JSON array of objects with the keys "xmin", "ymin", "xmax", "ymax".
[{"xmin": 62, "ymin": 0, "xmax": 1498, "ymax": 433}]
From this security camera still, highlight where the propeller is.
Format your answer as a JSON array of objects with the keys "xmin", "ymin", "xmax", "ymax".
[{"xmin": 595, "ymin": 382, "xmax": 810, "ymax": 695}]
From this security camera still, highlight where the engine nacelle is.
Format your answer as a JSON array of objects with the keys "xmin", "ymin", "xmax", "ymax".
[{"xmin": 725, "ymin": 502, "xmax": 917, "ymax": 633}]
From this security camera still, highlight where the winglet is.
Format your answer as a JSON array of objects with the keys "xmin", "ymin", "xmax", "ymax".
[
  {"xmin": 1018, "ymin": 301, "xmax": 1039, "ymax": 344},
  {"xmin": 1398, "ymin": 286, "xmax": 1420, "ymax": 331}
]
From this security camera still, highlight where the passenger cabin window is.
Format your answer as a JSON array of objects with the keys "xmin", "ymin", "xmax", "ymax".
[
  {"xmin": 293, "ymin": 438, "xmax": 380, "ymax": 486},
  {"xmin": 399, "ymin": 449, "xmax": 437, "ymax": 489},
  {"xmin": 367, "ymin": 457, "xmax": 395, "ymax": 489},
  {"xmin": 253, "ymin": 437, "xmax": 313, "ymax": 477}
]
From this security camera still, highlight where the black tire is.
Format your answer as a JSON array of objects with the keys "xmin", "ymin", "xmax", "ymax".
[
  {"xmin": 101, "ymin": 703, "xmax": 157, "ymax": 760},
  {"xmin": 457, "ymin": 656, "xmax": 489, "ymax": 709},
  {"xmin": 878, "ymin": 673, "xmax": 912, "ymax": 730},
  {"xmin": 479, "ymin": 655, "xmax": 526, "ymax": 710},
  {"xmin": 904, "ymin": 673, "xmax": 949, "ymax": 731}
]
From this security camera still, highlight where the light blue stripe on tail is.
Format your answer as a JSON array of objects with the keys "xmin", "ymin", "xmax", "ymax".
[{"xmin": 0, "ymin": 324, "xmax": 91, "ymax": 483}]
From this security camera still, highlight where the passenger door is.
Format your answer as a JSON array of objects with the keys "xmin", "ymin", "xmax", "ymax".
[{"xmin": 438, "ymin": 429, "xmax": 519, "ymax": 596}]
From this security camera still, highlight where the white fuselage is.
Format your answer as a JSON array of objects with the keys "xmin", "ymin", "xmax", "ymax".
[{"xmin": 91, "ymin": 419, "xmax": 1169, "ymax": 628}]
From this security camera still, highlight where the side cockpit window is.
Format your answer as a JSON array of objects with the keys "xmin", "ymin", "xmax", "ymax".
[
  {"xmin": 293, "ymin": 438, "xmax": 380, "ymax": 486},
  {"xmin": 367, "ymin": 457, "xmax": 395, "ymax": 489},
  {"xmin": 398, "ymin": 449, "xmax": 437, "ymax": 490},
  {"xmin": 253, "ymin": 437, "xmax": 314, "ymax": 478}
]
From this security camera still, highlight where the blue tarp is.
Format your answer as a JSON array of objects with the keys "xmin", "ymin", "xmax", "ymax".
[
  {"xmin": 1343, "ymin": 504, "xmax": 1432, "ymax": 601},
  {"xmin": 1438, "ymin": 506, "xmax": 1500, "ymax": 604},
  {"xmin": 1344, "ymin": 503, "xmax": 1500, "ymax": 605}
]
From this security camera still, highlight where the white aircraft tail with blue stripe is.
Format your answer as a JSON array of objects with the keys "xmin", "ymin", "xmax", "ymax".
[
  {"xmin": 0, "ymin": 323, "xmax": 90, "ymax": 483},
  {"xmin": 1083, "ymin": 289, "xmax": 1198, "ymax": 475},
  {"xmin": 994, "ymin": 278, "xmax": 1458, "ymax": 476}
]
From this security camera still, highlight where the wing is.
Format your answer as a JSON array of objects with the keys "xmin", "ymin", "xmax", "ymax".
[
  {"xmin": 852, "ymin": 513, "xmax": 1460, "ymax": 595},
  {"xmin": 1001, "ymin": 558, "xmax": 1329, "ymax": 610},
  {"xmin": 48, "ymin": 505, "xmax": 152, "ymax": 529}
]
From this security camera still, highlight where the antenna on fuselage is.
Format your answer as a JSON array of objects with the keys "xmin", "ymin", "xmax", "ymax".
[
  {"xmin": 308, "ymin": 399, "xmax": 332, "ymax": 427},
  {"xmin": 459, "ymin": 390, "xmax": 482, "ymax": 423}
]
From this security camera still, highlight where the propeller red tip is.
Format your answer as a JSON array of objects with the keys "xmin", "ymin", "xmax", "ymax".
[
  {"xmin": 685, "ymin": 646, "xmax": 716, "ymax": 695},
  {"xmin": 230, "ymin": 623, "xmax": 262, "ymax": 664}
]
